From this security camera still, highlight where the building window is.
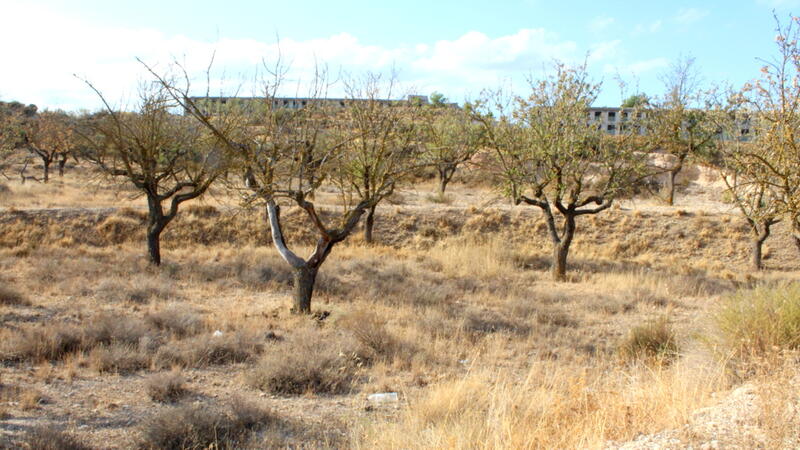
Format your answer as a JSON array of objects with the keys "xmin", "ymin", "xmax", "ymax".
[
  {"xmin": 607, "ymin": 111, "xmax": 616, "ymax": 122},
  {"xmin": 594, "ymin": 111, "xmax": 601, "ymax": 119}
]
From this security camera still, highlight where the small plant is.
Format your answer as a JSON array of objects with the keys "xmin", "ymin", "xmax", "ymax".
[
  {"xmin": 138, "ymin": 400, "xmax": 273, "ymax": 449},
  {"xmin": 247, "ymin": 327, "xmax": 361, "ymax": 395},
  {"xmin": 0, "ymin": 285, "xmax": 30, "ymax": 306},
  {"xmin": 714, "ymin": 283, "xmax": 800, "ymax": 362},
  {"xmin": 144, "ymin": 305, "xmax": 204, "ymax": 338},
  {"xmin": 19, "ymin": 425, "xmax": 92, "ymax": 450},
  {"xmin": 617, "ymin": 317, "xmax": 679, "ymax": 363},
  {"xmin": 154, "ymin": 331, "xmax": 262, "ymax": 368},
  {"xmin": 146, "ymin": 370, "xmax": 188, "ymax": 403}
]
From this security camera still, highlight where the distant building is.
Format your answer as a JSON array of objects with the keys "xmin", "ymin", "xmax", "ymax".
[{"xmin": 187, "ymin": 94, "xmax": 456, "ymax": 116}]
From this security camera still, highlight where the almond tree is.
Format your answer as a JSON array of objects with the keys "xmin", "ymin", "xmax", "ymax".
[
  {"xmin": 475, "ymin": 62, "xmax": 647, "ymax": 281},
  {"xmin": 714, "ymin": 97, "xmax": 781, "ymax": 270},
  {"xmin": 645, "ymin": 57, "xmax": 720, "ymax": 205},
  {"xmin": 80, "ymin": 82, "xmax": 221, "ymax": 265},
  {"xmin": 742, "ymin": 15, "xmax": 800, "ymax": 255},
  {"xmin": 337, "ymin": 72, "xmax": 424, "ymax": 244},
  {"xmin": 150, "ymin": 64, "xmax": 399, "ymax": 313},
  {"xmin": 14, "ymin": 110, "xmax": 76, "ymax": 182},
  {"xmin": 420, "ymin": 104, "xmax": 484, "ymax": 195}
]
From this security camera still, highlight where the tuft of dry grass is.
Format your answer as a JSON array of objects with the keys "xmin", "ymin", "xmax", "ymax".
[
  {"xmin": 144, "ymin": 305, "xmax": 204, "ymax": 338},
  {"xmin": 146, "ymin": 370, "xmax": 189, "ymax": 403},
  {"xmin": 18, "ymin": 425, "xmax": 93, "ymax": 450},
  {"xmin": 138, "ymin": 400, "xmax": 274, "ymax": 450},
  {"xmin": 617, "ymin": 316, "xmax": 680, "ymax": 363},
  {"xmin": 248, "ymin": 326, "xmax": 363, "ymax": 395},
  {"xmin": 154, "ymin": 330, "xmax": 262, "ymax": 368},
  {"xmin": 0, "ymin": 284, "xmax": 30, "ymax": 306}
]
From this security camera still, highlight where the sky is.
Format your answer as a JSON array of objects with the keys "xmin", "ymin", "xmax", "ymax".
[{"xmin": 1, "ymin": 0, "xmax": 798, "ymax": 111}]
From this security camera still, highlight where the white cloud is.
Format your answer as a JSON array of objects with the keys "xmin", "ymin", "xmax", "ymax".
[
  {"xmin": 0, "ymin": 0, "xmax": 656, "ymax": 110},
  {"xmin": 632, "ymin": 20, "xmax": 663, "ymax": 36},
  {"xmin": 589, "ymin": 15, "xmax": 616, "ymax": 32},
  {"xmin": 675, "ymin": 8, "xmax": 710, "ymax": 25}
]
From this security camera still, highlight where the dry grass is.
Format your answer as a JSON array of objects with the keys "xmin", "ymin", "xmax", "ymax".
[
  {"xmin": 0, "ymin": 284, "xmax": 30, "ymax": 306},
  {"xmin": 138, "ymin": 400, "xmax": 274, "ymax": 449},
  {"xmin": 617, "ymin": 316, "xmax": 680, "ymax": 363},
  {"xmin": 146, "ymin": 370, "xmax": 189, "ymax": 403},
  {"xmin": 356, "ymin": 359, "xmax": 727, "ymax": 449},
  {"xmin": 17, "ymin": 425, "xmax": 93, "ymax": 450}
]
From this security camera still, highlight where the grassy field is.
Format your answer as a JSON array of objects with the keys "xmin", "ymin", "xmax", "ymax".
[{"xmin": 1, "ymin": 165, "xmax": 799, "ymax": 448}]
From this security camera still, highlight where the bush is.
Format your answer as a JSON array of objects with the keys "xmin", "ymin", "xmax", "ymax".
[
  {"xmin": 0, "ymin": 285, "xmax": 30, "ymax": 306},
  {"xmin": 18, "ymin": 425, "xmax": 92, "ymax": 450},
  {"xmin": 89, "ymin": 344, "xmax": 150, "ymax": 374},
  {"xmin": 247, "ymin": 327, "xmax": 362, "ymax": 395},
  {"xmin": 617, "ymin": 317, "xmax": 679, "ymax": 363},
  {"xmin": 0, "ymin": 323, "xmax": 83, "ymax": 362},
  {"xmin": 714, "ymin": 283, "xmax": 800, "ymax": 361},
  {"xmin": 146, "ymin": 370, "xmax": 188, "ymax": 403},
  {"xmin": 144, "ymin": 305, "xmax": 204, "ymax": 338},
  {"xmin": 154, "ymin": 331, "xmax": 262, "ymax": 368},
  {"xmin": 138, "ymin": 400, "xmax": 273, "ymax": 450}
]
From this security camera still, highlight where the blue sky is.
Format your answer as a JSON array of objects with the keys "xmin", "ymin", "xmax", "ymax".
[{"xmin": 1, "ymin": 0, "xmax": 797, "ymax": 111}]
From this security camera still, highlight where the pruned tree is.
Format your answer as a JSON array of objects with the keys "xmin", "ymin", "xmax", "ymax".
[
  {"xmin": 420, "ymin": 104, "xmax": 484, "ymax": 195},
  {"xmin": 714, "ymin": 95, "xmax": 781, "ymax": 270},
  {"xmin": 337, "ymin": 72, "xmax": 424, "ymax": 244},
  {"xmin": 14, "ymin": 110, "xmax": 76, "ymax": 182},
  {"xmin": 645, "ymin": 57, "xmax": 720, "ymax": 205},
  {"xmin": 79, "ymin": 82, "xmax": 222, "ymax": 265},
  {"xmin": 474, "ymin": 62, "xmax": 647, "ymax": 281},
  {"xmin": 742, "ymin": 14, "xmax": 800, "ymax": 255},
  {"xmin": 148, "ymin": 61, "xmax": 397, "ymax": 313},
  {"xmin": 0, "ymin": 101, "xmax": 38, "ymax": 179}
]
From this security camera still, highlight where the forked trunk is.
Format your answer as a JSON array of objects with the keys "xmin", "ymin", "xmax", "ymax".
[
  {"xmin": 364, "ymin": 205, "xmax": 376, "ymax": 244},
  {"xmin": 292, "ymin": 265, "xmax": 319, "ymax": 314}
]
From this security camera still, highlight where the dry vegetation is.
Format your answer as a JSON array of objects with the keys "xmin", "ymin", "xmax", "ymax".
[{"xmin": 1, "ymin": 166, "xmax": 800, "ymax": 448}]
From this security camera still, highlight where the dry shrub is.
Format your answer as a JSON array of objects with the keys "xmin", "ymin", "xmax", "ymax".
[
  {"xmin": 462, "ymin": 309, "xmax": 531, "ymax": 337},
  {"xmin": 146, "ymin": 370, "xmax": 188, "ymax": 403},
  {"xmin": 96, "ymin": 216, "xmax": 141, "ymax": 244},
  {"xmin": 18, "ymin": 425, "xmax": 92, "ymax": 450},
  {"xmin": 0, "ymin": 183, "xmax": 11, "ymax": 198},
  {"xmin": 95, "ymin": 277, "xmax": 176, "ymax": 304},
  {"xmin": 138, "ymin": 400, "xmax": 273, "ymax": 450},
  {"xmin": 1, "ymin": 323, "xmax": 83, "ymax": 362},
  {"xmin": 154, "ymin": 331, "xmax": 262, "ymax": 368},
  {"xmin": 19, "ymin": 388, "xmax": 46, "ymax": 410},
  {"xmin": 84, "ymin": 314, "xmax": 149, "ymax": 346},
  {"xmin": 337, "ymin": 309, "xmax": 414, "ymax": 364},
  {"xmin": 618, "ymin": 317, "xmax": 680, "ymax": 363},
  {"xmin": 89, "ymin": 344, "xmax": 150, "ymax": 374},
  {"xmin": 247, "ymin": 326, "xmax": 362, "ymax": 395},
  {"xmin": 0, "ymin": 284, "xmax": 30, "ymax": 306},
  {"xmin": 144, "ymin": 305, "xmax": 204, "ymax": 338},
  {"xmin": 184, "ymin": 204, "xmax": 219, "ymax": 218}
]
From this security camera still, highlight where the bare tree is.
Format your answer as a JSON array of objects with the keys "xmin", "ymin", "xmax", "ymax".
[
  {"xmin": 336, "ymin": 72, "xmax": 424, "ymax": 244},
  {"xmin": 646, "ymin": 57, "xmax": 720, "ymax": 205},
  {"xmin": 149, "ymin": 62, "xmax": 398, "ymax": 313},
  {"xmin": 420, "ymin": 103, "xmax": 484, "ymax": 195},
  {"xmin": 0, "ymin": 101, "xmax": 38, "ymax": 179},
  {"xmin": 14, "ymin": 110, "xmax": 76, "ymax": 182},
  {"xmin": 475, "ymin": 62, "xmax": 647, "ymax": 281},
  {"xmin": 79, "ymin": 82, "xmax": 222, "ymax": 265}
]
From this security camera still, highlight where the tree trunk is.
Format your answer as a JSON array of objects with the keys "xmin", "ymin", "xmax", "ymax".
[
  {"xmin": 364, "ymin": 205, "xmax": 376, "ymax": 244},
  {"xmin": 146, "ymin": 223, "xmax": 164, "ymax": 266},
  {"xmin": 292, "ymin": 265, "xmax": 318, "ymax": 314},
  {"xmin": 58, "ymin": 156, "xmax": 67, "ymax": 177},
  {"xmin": 42, "ymin": 160, "xmax": 50, "ymax": 183},
  {"xmin": 666, "ymin": 167, "xmax": 679, "ymax": 206},
  {"xmin": 549, "ymin": 213, "xmax": 576, "ymax": 282},
  {"xmin": 752, "ymin": 221, "xmax": 773, "ymax": 271},
  {"xmin": 552, "ymin": 243, "xmax": 570, "ymax": 281}
]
